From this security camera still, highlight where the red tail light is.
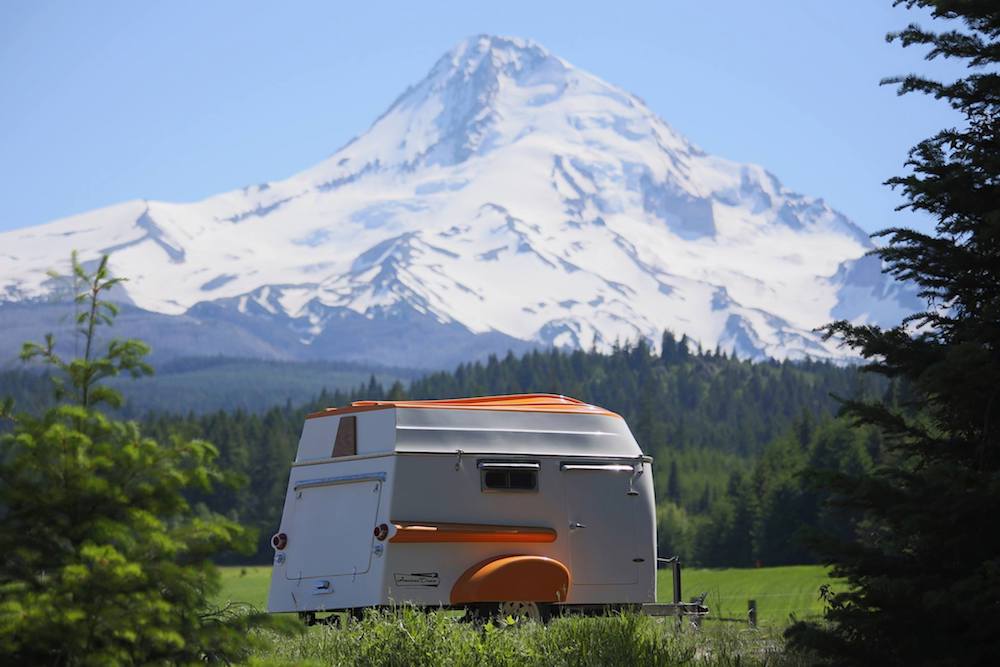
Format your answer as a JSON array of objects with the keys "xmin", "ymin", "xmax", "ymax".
[{"xmin": 271, "ymin": 532, "xmax": 288, "ymax": 550}]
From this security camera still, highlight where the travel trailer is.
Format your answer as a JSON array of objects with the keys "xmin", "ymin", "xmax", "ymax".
[{"xmin": 268, "ymin": 394, "xmax": 681, "ymax": 622}]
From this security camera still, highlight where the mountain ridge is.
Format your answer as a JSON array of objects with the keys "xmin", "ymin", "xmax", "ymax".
[{"xmin": 0, "ymin": 34, "xmax": 921, "ymax": 367}]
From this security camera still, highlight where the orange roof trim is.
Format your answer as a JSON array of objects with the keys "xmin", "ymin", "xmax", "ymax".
[{"xmin": 305, "ymin": 393, "xmax": 621, "ymax": 420}]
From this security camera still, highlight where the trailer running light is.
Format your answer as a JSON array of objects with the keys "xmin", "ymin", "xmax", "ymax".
[
  {"xmin": 374, "ymin": 523, "xmax": 389, "ymax": 541},
  {"xmin": 271, "ymin": 532, "xmax": 288, "ymax": 550}
]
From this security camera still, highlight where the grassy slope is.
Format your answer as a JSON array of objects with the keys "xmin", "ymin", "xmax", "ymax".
[{"xmin": 219, "ymin": 564, "xmax": 836, "ymax": 628}]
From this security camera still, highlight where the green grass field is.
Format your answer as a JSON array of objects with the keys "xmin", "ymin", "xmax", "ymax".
[
  {"xmin": 657, "ymin": 565, "xmax": 836, "ymax": 626},
  {"xmin": 219, "ymin": 566, "xmax": 271, "ymax": 610},
  {"xmin": 219, "ymin": 563, "xmax": 836, "ymax": 628}
]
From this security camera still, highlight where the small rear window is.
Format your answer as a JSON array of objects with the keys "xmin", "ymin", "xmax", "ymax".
[
  {"xmin": 331, "ymin": 416, "xmax": 357, "ymax": 458},
  {"xmin": 479, "ymin": 463, "xmax": 539, "ymax": 492}
]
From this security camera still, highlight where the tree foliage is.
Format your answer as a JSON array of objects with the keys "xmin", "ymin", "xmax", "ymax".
[
  {"xmin": 0, "ymin": 253, "xmax": 277, "ymax": 665},
  {"xmin": 787, "ymin": 2, "xmax": 1000, "ymax": 664}
]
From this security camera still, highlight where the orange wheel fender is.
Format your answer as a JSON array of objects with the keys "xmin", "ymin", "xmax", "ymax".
[{"xmin": 450, "ymin": 555, "xmax": 571, "ymax": 604}]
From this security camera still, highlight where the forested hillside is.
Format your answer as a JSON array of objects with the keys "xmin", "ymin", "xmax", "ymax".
[
  {"xmin": 134, "ymin": 335, "xmax": 883, "ymax": 566},
  {"xmin": 0, "ymin": 357, "xmax": 418, "ymax": 415},
  {"xmin": 409, "ymin": 333, "xmax": 876, "ymax": 457},
  {"xmin": 0, "ymin": 369, "xmax": 49, "ymax": 415}
]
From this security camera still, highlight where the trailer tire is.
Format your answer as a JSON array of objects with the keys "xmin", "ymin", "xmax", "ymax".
[
  {"xmin": 320, "ymin": 613, "xmax": 343, "ymax": 628},
  {"xmin": 498, "ymin": 600, "xmax": 541, "ymax": 623},
  {"xmin": 462, "ymin": 602, "xmax": 553, "ymax": 624}
]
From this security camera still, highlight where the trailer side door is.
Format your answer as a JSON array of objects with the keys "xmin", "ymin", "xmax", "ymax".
[
  {"xmin": 562, "ymin": 463, "xmax": 640, "ymax": 585},
  {"xmin": 283, "ymin": 472, "xmax": 384, "ymax": 580}
]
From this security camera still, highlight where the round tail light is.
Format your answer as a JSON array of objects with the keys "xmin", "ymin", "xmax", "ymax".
[
  {"xmin": 271, "ymin": 532, "xmax": 288, "ymax": 550},
  {"xmin": 374, "ymin": 523, "xmax": 389, "ymax": 541}
]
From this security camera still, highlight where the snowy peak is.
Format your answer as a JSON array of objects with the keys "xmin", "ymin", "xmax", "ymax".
[
  {"xmin": 321, "ymin": 35, "xmax": 571, "ymax": 174},
  {"xmin": 427, "ymin": 34, "xmax": 570, "ymax": 116},
  {"xmin": 0, "ymin": 35, "xmax": 920, "ymax": 367},
  {"xmin": 443, "ymin": 34, "xmax": 562, "ymax": 80},
  {"xmin": 319, "ymin": 33, "xmax": 689, "ymax": 177}
]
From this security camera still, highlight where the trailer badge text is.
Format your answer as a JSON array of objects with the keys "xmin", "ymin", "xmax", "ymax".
[{"xmin": 393, "ymin": 573, "xmax": 440, "ymax": 587}]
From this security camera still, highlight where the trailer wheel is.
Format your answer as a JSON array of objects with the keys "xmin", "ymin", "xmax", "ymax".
[
  {"xmin": 319, "ymin": 613, "xmax": 343, "ymax": 628},
  {"xmin": 462, "ymin": 601, "xmax": 554, "ymax": 624},
  {"xmin": 498, "ymin": 601, "xmax": 545, "ymax": 623},
  {"xmin": 459, "ymin": 604, "xmax": 487, "ymax": 625}
]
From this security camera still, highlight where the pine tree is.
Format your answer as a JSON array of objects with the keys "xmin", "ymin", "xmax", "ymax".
[
  {"xmin": 787, "ymin": 3, "xmax": 1000, "ymax": 664},
  {"xmin": 0, "ymin": 254, "xmax": 280, "ymax": 664},
  {"xmin": 660, "ymin": 330, "xmax": 678, "ymax": 364},
  {"xmin": 387, "ymin": 380, "xmax": 407, "ymax": 400},
  {"xmin": 678, "ymin": 334, "xmax": 691, "ymax": 360},
  {"xmin": 667, "ymin": 459, "xmax": 682, "ymax": 503},
  {"xmin": 795, "ymin": 408, "xmax": 815, "ymax": 447},
  {"xmin": 697, "ymin": 483, "xmax": 712, "ymax": 513}
]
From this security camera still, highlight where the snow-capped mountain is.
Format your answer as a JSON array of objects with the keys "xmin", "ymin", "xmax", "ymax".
[{"xmin": 0, "ymin": 35, "xmax": 921, "ymax": 369}]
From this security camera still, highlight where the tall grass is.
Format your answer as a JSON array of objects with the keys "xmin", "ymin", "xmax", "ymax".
[{"xmin": 247, "ymin": 606, "xmax": 809, "ymax": 666}]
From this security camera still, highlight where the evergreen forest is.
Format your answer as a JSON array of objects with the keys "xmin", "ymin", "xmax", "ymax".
[{"xmin": 0, "ymin": 334, "xmax": 888, "ymax": 567}]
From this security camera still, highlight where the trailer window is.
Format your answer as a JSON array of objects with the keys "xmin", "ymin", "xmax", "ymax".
[{"xmin": 478, "ymin": 461, "xmax": 539, "ymax": 492}]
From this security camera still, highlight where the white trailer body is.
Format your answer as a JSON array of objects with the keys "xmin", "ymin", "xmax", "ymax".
[{"xmin": 267, "ymin": 395, "xmax": 656, "ymax": 614}]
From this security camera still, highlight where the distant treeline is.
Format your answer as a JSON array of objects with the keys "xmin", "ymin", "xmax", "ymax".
[
  {"xmin": 3, "ymin": 335, "xmax": 884, "ymax": 565},
  {"xmin": 128, "ymin": 335, "xmax": 880, "ymax": 565},
  {"xmin": 0, "ymin": 369, "xmax": 50, "ymax": 416},
  {"xmin": 0, "ymin": 356, "xmax": 418, "ymax": 416}
]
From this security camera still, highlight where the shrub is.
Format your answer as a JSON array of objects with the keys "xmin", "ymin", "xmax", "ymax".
[{"xmin": 0, "ymin": 253, "xmax": 276, "ymax": 665}]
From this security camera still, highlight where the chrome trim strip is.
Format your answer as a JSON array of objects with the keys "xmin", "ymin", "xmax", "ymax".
[
  {"xmin": 294, "ymin": 471, "xmax": 386, "ymax": 491},
  {"xmin": 560, "ymin": 463, "xmax": 635, "ymax": 472},
  {"xmin": 398, "ymin": 425, "xmax": 616, "ymax": 437},
  {"xmin": 477, "ymin": 461, "xmax": 541, "ymax": 470},
  {"xmin": 292, "ymin": 451, "xmax": 393, "ymax": 468}
]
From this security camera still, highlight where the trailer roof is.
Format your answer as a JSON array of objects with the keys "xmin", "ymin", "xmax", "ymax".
[
  {"xmin": 306, "ymin": 393, "xmax": 621, "ymax": 420},
  {"xmin": 297, "ymin": 394, "xmax": 643, "ymax": 459}
]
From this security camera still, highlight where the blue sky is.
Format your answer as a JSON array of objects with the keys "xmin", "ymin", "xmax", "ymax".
[{"xmin": 0, "ymin": 1, "xmax": 961, "ymax": 235}]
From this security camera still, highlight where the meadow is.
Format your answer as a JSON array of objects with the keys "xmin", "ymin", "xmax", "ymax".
[
  {"xmin": 220, "ymin": 563, "xmax": 833, "ymax": 626},
  {"xmin": 218, "ymin": 565, "xmax": 835, "ymax": 664},
  {"xmin": 221, "ymin": 565, "xmax": 833, "ymax": 665}
]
